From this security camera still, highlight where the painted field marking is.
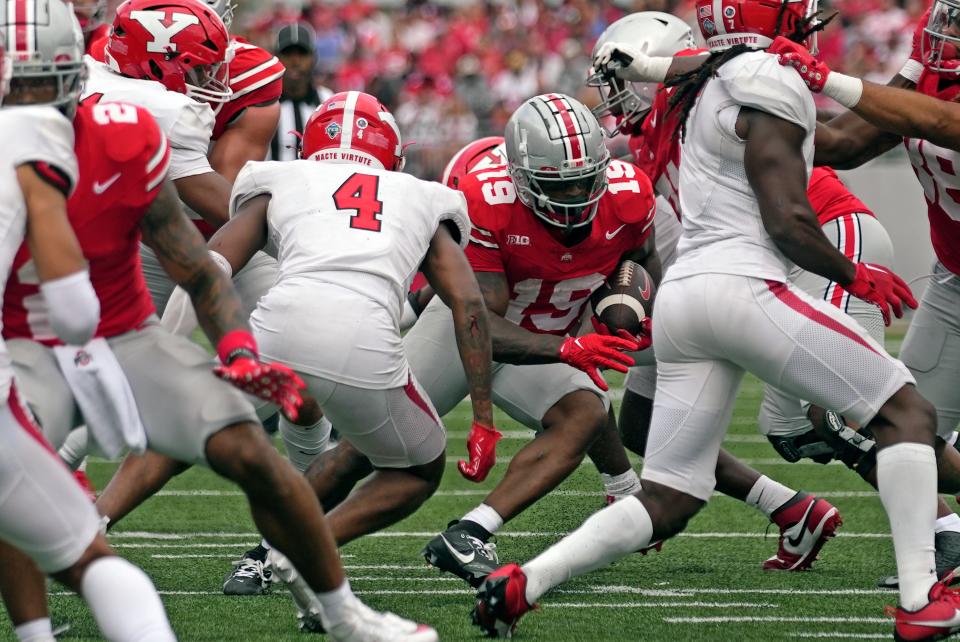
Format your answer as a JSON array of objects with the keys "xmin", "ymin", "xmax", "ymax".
[
  {"xmin": 664, "ymin": 617, "xmax": 890, "ymax": 624},
  {"xmin": 789, "ymin": 634, "xmax": 888, "ymax": 640}
]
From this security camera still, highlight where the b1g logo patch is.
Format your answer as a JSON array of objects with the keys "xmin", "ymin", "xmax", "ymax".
[{"xmin": 326, "ymin": 122, "xmax": 341, "ymax": 139}]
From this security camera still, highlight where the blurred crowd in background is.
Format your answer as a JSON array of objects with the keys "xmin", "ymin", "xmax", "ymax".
[{"xmin": 231, "ymin": 0, "xmax": 928, "ymax": 179}]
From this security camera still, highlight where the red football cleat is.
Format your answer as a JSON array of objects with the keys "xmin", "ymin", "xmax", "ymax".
[
  {"xmin": 73, "ymin": 470, "xmax": 96, "ymax": 502},
  {"xmin": 763, "ymin": 493, "xmax": 841, "ymax": 571},
  {"xmin": 472, "ymin": 563, "xmax": 535, "ymax": 638},
  {"xmin": 891, "ymin": 577, "xmax": 960, "ymax": 641}
]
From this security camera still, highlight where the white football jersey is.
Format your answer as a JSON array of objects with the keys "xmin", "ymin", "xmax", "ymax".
[
  {"xmin": 232, "ymin": 159, "xmax": 470, "ymax": 386},
  {"xmin": 83, "ymin": 57, "xmax": 214, "ymax": 181},
  {"xmin": 0, "ymin": 106, "xmax": 77, "ymax": 403},
  {"xmin": 669, "ymin": 51, "xmax": 816, "ymax": 284}
]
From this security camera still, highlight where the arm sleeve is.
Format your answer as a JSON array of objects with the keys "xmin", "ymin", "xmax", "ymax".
[
  {"xmin": 41, "ymin": 271, "xmax": 100, "ymax": 346},
  {"xmin": 167, "ymin": 101, "xmax": 216, "ymax": 181},
  {"xmin": 721, "ymin": 55, "xmax": 816, "ymax": 133},
  {"xmin": 435, "ymin": 187, "xmax": 472, "ymax": 249}
]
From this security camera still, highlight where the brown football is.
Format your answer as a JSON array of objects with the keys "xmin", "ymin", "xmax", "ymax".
[{"xmin": 590, "ymin": 260, "xmax": 656, "ymax": 337}]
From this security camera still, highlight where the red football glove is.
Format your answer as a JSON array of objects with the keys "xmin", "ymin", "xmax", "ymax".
[
  {"xmin": 558, "ymin": 333, "xmax": 640, "ymax": 391},
  {"xmin": 768, "ymin": 36, "xmax": 832, "ymax": 92},
  {"xmin": 845, "ymin": 262, "xmax": 918, "ymax": 326},
  {"xmin": 214, "ymin": 330, "xmax": 306, "ymax": 420},
  {"xmin": 590, "ymin": 316, "xmax": 653, "ymax": 351},
  {"xmin": 457, "ymin": 421, "xmax": 502, "ymax": 483}
]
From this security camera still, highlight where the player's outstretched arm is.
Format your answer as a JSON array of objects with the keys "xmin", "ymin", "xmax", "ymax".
[
  {"xmin": 19, "ymin": 164, "xmax": 100, "ymax": 345},
  {"xmin": 422, "ymin": 223, "xmax": 494, "ymax": 428},
  {"xmin": 209, "ymin": 104, "xmax": 281, "ymax": 182},
  {"xmin": 174, "ymin": 170, "xmax": 233, "ymax": 229},
  {"xmin": 141, "ymin": 180, "xmax": 248, "ymax": 343}
]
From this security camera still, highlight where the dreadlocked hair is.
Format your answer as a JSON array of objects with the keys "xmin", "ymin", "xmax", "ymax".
[{"xmin": 664, "ymin": 4, "xmax": 836, "ymax": 142}]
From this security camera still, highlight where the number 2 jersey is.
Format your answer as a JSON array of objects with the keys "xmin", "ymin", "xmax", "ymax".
[
  {"xmin": 0, "ymin": 106, "xmax": 77, "ymax": 401},
  {"xmin": 462, "ymin": 160, "xmax": 656, "ymax": 337},
  {"xmin": 3, "ymin": 103, "xmax": 170, "ymax": 345},
  {"xmin": 230, "ymin": 159, "xmax": 471, "ymax": 387}
]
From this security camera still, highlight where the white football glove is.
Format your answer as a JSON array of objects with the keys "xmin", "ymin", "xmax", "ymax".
[{"xmin": 593, "ymin": 41, "xmax": 674, "ymax": 83}]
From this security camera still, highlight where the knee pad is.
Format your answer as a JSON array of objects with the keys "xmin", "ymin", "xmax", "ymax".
[
  {"xmin": 767, "ymin": 411, "xmax": 877, "ymax": 479},
  {"xmin": 767, "ymin": 431, "xmax": 835, "ymax": 465}
]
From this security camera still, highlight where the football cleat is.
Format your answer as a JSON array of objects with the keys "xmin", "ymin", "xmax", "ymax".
[
  {"xmin": 879, "ymin": 531, "xmax": 960, "ymax": 590},
  {"xmin": 73, "ymin": 470, "xmax": 96, "ymax": 502},
  {"xmin": 762, "ymin": 492, "xmax": 842, "ymax": 571},
  {"xmin": 223, "ymin": 547, "xmax": 273, "ymax": 596},
  {"xmin": 327, "ymin": 602, "xmax": 438, "ymax": 642},
  {"xmin": 472, "ymin": 564, "xmax": 535, "ymax": 638},
  {"xmin": 422, "ymin": 522, "xmax": 500, "ymax": 588},
  {"xmin": 890, "ymin": 576, "xmax": 960, "ymax": 641}
]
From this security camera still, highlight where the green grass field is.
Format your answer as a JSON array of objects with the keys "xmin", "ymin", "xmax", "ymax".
[{"xmin": 1, "ymin": 331, "xmax": 920, "ymax": 641}]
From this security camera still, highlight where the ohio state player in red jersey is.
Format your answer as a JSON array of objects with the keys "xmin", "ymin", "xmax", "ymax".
[{"xmin": 408, "ymin": 93, "xmax": 654, "ymax": 588}]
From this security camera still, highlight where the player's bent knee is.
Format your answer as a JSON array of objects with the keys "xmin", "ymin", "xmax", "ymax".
[
  {"xmin": 873, "ymin": 385, "xmax": 938, "ymax": 447},
  {"xmin": 619, "ymin": 390, "xmax": 653, "ymax": 456},
  {"xmin": 204, "ymin": 422, "xmax": 280, "ymax": 483},
  {"xmin": 639, "ymin": 479, "xmax": 704, "ymax": 541},
  {"xmin": 543, "ymin": 390, "xmax": 608, "ymax": 440}
]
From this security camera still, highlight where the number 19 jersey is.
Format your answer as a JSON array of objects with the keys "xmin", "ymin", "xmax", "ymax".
[{"xmin": 462, "ymin": 160, "xmax": 656, "ymax": 337}]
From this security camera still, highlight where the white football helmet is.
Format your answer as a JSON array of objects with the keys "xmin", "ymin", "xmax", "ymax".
[
  {"xmin": 203, "ymin": 0, "xmax": 235, "ymax": 30},
  {"xmin": 587, "ymin": 12, "xmax": 695, "ymax": 136}
]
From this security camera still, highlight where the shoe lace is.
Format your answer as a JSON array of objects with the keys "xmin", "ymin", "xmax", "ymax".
[{"xmin": 231, "ymin": 558, "xmax": 266, "ymax": 580}]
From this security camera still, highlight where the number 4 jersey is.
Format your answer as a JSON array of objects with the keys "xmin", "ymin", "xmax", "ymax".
[{"xmin": 462, "ymin": 159, "xmax": 656, "ymax": 336}]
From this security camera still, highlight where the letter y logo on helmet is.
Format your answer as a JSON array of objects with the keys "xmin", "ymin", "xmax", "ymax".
[{"xmin": 129, "ymin": 10, "xmax": 200, "ymax": 53}]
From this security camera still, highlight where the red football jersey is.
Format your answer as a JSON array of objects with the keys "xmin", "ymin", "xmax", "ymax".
[
  {"xmin": 806, "ymin": 167, "xmax": 874, "ymax": 225},
  {"xmin": 211, "ymin": 37, "xmax": 285, "ymax": 140},
  {"xmin": 3, "ymin": 103, "xmax": 169, "ymax": 345},
  {"xmin": 902, "ymin": 68, "xmax": 960, "ymax": 276},
  {"xmin": 463, "ymin": 160, "xmax": 656, "ymax": 336}
]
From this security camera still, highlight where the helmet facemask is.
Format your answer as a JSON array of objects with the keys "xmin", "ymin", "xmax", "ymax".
[
  {"xmin": 7, "ymin": 52, "xmax": 86, "ymax": 117},
  {"xmin": 586, "ymin": 68, "xmax": 654, "ymax": 136},
  {"xmin": 183, "ymin": 58, "xmax": 231, "ymax": 103},
  {"xmin": 923, "ymin": 0, "xmax": 960, "ymax": 73}
]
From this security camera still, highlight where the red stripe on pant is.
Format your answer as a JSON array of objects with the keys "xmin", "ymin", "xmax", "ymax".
[
  {"xmin": 765, "ymin": 280, "xmax": 879, "ymax": 355},
  {"xmin": 829, "ymin": 215, "xmax": 858, "ymax": 307},
  {"xmin": 403, "ymin": 375, "xmax": 439, "ymax": 427}
]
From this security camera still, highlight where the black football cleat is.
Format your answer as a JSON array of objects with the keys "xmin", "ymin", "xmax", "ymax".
[
  {"xmin": 223, "ymin": 545, "xmax": 273, "ymax": 596},
  {"xmin": 879, "ymin": 530, "xmax": 960, "ymax": 590},
  {"xmin": 421, "ymin": 522, "xmax": 499, "ymax": 588}
]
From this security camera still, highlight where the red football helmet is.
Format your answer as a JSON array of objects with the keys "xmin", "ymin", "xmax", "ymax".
[
  {"xmin": 105, "ymin": 0, "xmax": 233, "ymax": 103},
  {"xmin": 301, "ymin": 91, "xmax": 404, "ymax": 171},
  {"xmin": 441, "ymin": 136, "xmax": 506, "ymax": 189},
  {"xmin": 694, "ymin": 0, "xmax": 820, "ymax": 52}
]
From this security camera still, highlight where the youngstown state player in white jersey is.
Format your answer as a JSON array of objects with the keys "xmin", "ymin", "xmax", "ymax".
[
  {"xmin": 200, "ymin": 90, "xmax": 494, "ymax": 639},
  {"xmin": 471, "ymin": 1, "xmax": 957, "ymax": 640},
  {"xmin": 0, "ymin": 15, "xmax": 175, "ymax": 641}
]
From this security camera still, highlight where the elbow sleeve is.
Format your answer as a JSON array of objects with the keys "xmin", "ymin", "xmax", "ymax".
[{"xmin": 41, "ymin": 271, "xmax": 100, "ymax": 346}]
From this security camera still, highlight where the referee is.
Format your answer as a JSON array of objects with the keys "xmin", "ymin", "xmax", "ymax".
[{"xmin": 269, "ymin": 22, "xmax": 332, "ymax": 160}]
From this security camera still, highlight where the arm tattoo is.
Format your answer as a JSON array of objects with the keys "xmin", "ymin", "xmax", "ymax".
[
  {"xmin": 453, "ymin": 298, "xmax": 494, "ymax": 426},
  {"xmin": 141, "ymin": 182, "xmax": 249, "ymax": 343}
]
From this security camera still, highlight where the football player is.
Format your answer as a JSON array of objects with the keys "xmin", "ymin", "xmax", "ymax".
[
  {"xmin": 474, "ymin": 2, "xmax": 952, "ymax": 640},
  {"xmin": 591, "ymin": 8, "xmax": 960, "ymax": 586},
  {"xmin": 393, "ymin": 94, "xmax": 656, "ymax": 588},
  {"xmin": 73, "ymin": 0, "xmax": 109, "ymax": 52},
  {"xmin": 0, "ymin": 8, "xmax": 176, "ymax": 641},
  {"xmin": 204, "ymin": 91, "xmax": 494, "ymax": 636}
]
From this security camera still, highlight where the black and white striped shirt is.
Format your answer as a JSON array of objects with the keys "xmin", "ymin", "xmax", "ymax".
[{"xmin": 268, "ymin": 86, "xmax": 333, "ymax": 161}]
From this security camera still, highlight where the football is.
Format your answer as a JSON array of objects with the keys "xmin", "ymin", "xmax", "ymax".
[{"xmin": 590, "ymin": 260, "xmax": 656, "ymax": 337}]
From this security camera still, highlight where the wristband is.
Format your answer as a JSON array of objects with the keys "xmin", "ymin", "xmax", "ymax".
[
  {"xmin": 644, "ymin": 56, "xmax": 673, "ymax": 83},
  {"xmin": 209, "ymin": 250, "xmax": 233, "ymax": 277},
  {"xmin": 898, "ymin": 59, "xmax": 923, "ymax": 85},
  {"xmin": 216, "ymin": 329, "xmax": 258, "ymax": 365},
  {"xmin": 823, "ymin": 72, "xmax": 864, "ymax": 109}
]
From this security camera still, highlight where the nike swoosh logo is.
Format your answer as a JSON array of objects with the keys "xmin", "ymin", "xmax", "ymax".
[
  {"xmin": 93, "ymin": 173, "xmax": 121, "ymax": 195},
  {"xmin": 441, "ymin": 535, "xmax": 475, "ymax": 565},
  {"xmin": 904, "ymin": 611, "xmax": 960, "ymax": 627},
  {"xmin": 638, "ymin": 271, "xmax": 652, "ymax": 300},
  {"xmin": 787, "ymin": 501, "xmax": 818, "ymax": 549},
  {"xmin": 606, "ymin": 224, "xmax": 627, "ymax": 240}
]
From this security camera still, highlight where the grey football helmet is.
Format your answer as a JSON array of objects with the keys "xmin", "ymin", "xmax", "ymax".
[
  {"xmin": 72, "ymin": 0, "xmax": 107, "ymax": 34},
  {"xmin": 203, "ymin": 0, "xmax": 235, "ymax": 30},
  {"xmin": 0, "ymin": 0, "xmax": 85, "ymax": 115},
  {"xmin": 587, "ymin": 12, "xmax": 695, "ymax": 136},
  {"xmin": 504, "ymin": 93, "xmax": 610, "ymax": 232}
]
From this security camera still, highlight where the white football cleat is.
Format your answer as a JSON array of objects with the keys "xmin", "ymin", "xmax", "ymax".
[
  {"xmin": 327, "ymin": 602, "xmax": 438, "ymax": 642},
  {"xmin": 264, "ymin": 549, "xmax": 325, "ymax": 632}
]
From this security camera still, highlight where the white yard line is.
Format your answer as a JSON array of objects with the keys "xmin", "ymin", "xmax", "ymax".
[
  {"xmin": 789, "ymin": 634, "xmax": 889, "ymax": 640},
  {"xmin": 664, "ymin": 617, "xmax": 891, "ymax": 624},
  {"xmin": 560, "ymin": 587, "xmax": 892, "ymax": 596},
  {"xmin": 543, "ymin": 602, "xmax": 777, "ymax": 608}
]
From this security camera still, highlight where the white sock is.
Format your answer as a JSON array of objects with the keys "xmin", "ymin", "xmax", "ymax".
[
  {"xmin": 81, "ymin": 556, "xmax": 176, "ymax": 641},
  {"xmin": 745, "ymin": 475, "xmax": 797, "ymax": 519},
  {"xmin": 14, "ymin": 619, "xmax": 54, "ymax": 642},
  {"xmin": 522, "ymin": 495, "xmax": 653, "ymax": 604},
  {"xmin": 280, "ymin": 416, "xmax": 332, "ymax": 474},
  {"xmin": 316, "ymin": 580, "xmax": 359, "ymax": 629},
  {"xmin": 58, "ymin": 427, "xmax": 89, "ymax": 470},
  {"xmin": 600, "ymin": 469, "xmax": 641, "ymax": 499},
  {"xmin": 935, "ymin": 512, "xmax": 960, "ymax": 534},
  {"xmin": 877, "ymin": 443, "xmax": 938, "ymax": 610},
  {"xmin": 462, "ymin": 503, "xmax": 504, "ymax": 535}
]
